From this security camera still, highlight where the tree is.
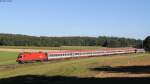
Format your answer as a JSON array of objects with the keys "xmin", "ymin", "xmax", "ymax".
[
  {"xmin": 144, "ymin": 36, "xmax": 150, "ymax": 51},
  {"xmin": 0, "ymin": 33, "xmax": 142, "ymax": 47}
]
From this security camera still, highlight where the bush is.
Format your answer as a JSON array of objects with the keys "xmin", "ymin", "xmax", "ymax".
[{"xmin": 144, "ymin": 36, "xmax": 150, "ymax": 51}]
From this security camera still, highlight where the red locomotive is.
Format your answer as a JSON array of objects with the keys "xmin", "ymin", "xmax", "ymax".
[{"xmin": 16, "ymin": 52, "xmax": 48, "ymax": 64}]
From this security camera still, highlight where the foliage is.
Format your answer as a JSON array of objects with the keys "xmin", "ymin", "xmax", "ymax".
[
  {"xmin": 144, "ymin": 36, "xmax": 150, "ymax": 51},
  {"xmin": 0, "ymin": 33, "xmax": 142, "ymax": 48},
  {"xmin": 96, "ymin": 36, "xmax": 141, "ymax": 48}
]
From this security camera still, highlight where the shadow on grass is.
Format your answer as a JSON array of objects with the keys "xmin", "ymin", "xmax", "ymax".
[
  {"xmin": 0, "ymin": 75, "xmax": 150, "ymax": 84},
  {"xmin": 90, "ymin": 65, "xmax": 150, "ymax": 74}
]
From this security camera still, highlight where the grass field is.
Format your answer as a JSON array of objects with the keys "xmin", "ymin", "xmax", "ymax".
[
  {"xmin": 0, "ymin": 51, "xmax": 150, "ymax": 83},
  {"xmin": 0, "ymin": 51, "xmax": 19, "ymax": 65},
  {"xmin": 0, "ymin": 52, "xmax": 150, "ymax": 84}
]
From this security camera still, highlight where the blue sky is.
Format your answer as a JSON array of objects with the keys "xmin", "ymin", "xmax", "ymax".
[{"xmin": 0, "ymin": 0, "xmax": 149, "ymax": 39}]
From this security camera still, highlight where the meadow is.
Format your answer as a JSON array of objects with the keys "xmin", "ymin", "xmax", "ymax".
[
  {"xmin": 0, "ymin": 51, "xmax": 19, "ymax": 65},
  {"xmin": 0, "ymin": 51, "xmax": 150, "ymax": 78}
]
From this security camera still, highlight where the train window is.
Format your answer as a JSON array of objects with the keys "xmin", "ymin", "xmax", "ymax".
[
  {"xmin": 69, "ymin": 53, "xmax": 72, "ymax": 56},
  {"xmin": 69, "ymin": 53, "xmax": 72, "ymax": 55},
  {"xmin": 64, "ymin": 54, "xmax": 66, "ymax": 56},
  {"xmin": 67, "ymin": 53, "xmax": 69, "ymax": 56},
  {"xmin": 75, "ymin": 53, "xmax": 79, "ymax": 55},
  {"xmin": 85, "ymin": 53, "xmax": 87, "ymax": 54},
  {"xmin": 54, "ymin": 54, "xmax": 58, "ymax": 56}
]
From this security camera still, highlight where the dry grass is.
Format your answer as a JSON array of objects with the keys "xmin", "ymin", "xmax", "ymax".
[{"xmin": 92, "ymin": 53, "xmax": 150, "ymax": 78}]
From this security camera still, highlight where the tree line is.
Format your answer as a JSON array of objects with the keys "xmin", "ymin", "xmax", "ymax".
[{"xmin": 0, "ymin": 33, "xmax": 143, "ymax": 48}]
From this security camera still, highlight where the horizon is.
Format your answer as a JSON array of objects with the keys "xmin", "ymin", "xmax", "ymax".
[{"xmin": 0, "ymin": 0, "xmax": 149, "ymax": 40}]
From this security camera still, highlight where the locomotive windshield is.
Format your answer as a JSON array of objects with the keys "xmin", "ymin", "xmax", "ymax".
[{"xmin": 18, "ymin": 54, "xmax": 22, "ymax": 58}]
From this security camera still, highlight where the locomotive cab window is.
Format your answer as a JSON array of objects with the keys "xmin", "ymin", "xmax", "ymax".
[{"xmin": 18, "ymin": 56, "xmax": 22, "ymax": 58}]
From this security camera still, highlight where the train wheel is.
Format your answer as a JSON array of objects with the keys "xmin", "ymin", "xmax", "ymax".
[{"xmin": 18, "ymin": 61, "xmax": 24, "ymax": 64}]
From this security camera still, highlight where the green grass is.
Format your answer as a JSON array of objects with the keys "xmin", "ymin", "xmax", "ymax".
[
  {"xmin": 0, "ymin": 46, "xmax": 104, "ymax": 50},
  {"xmin": 0, "ymin": 51, "xmax": 19, "ymax": 65},
  {"xmin": 0, "ymin": 52, "xmax": 150, "ymax": 79}
]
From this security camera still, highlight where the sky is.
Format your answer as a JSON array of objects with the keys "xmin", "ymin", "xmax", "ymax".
[{"xmin": 0, "ymin": 0, "xmax": 149, "ymax": 39}]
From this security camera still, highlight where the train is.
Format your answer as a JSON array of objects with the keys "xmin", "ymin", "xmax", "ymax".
[{"xmin": 16, "ymin": 48, "xmax": 145, "ymax": 64}]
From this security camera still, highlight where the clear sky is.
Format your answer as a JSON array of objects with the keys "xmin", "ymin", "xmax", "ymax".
[{"xmin": 0, "ymin": 0, "xmax": 149, "ymax": 39}]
